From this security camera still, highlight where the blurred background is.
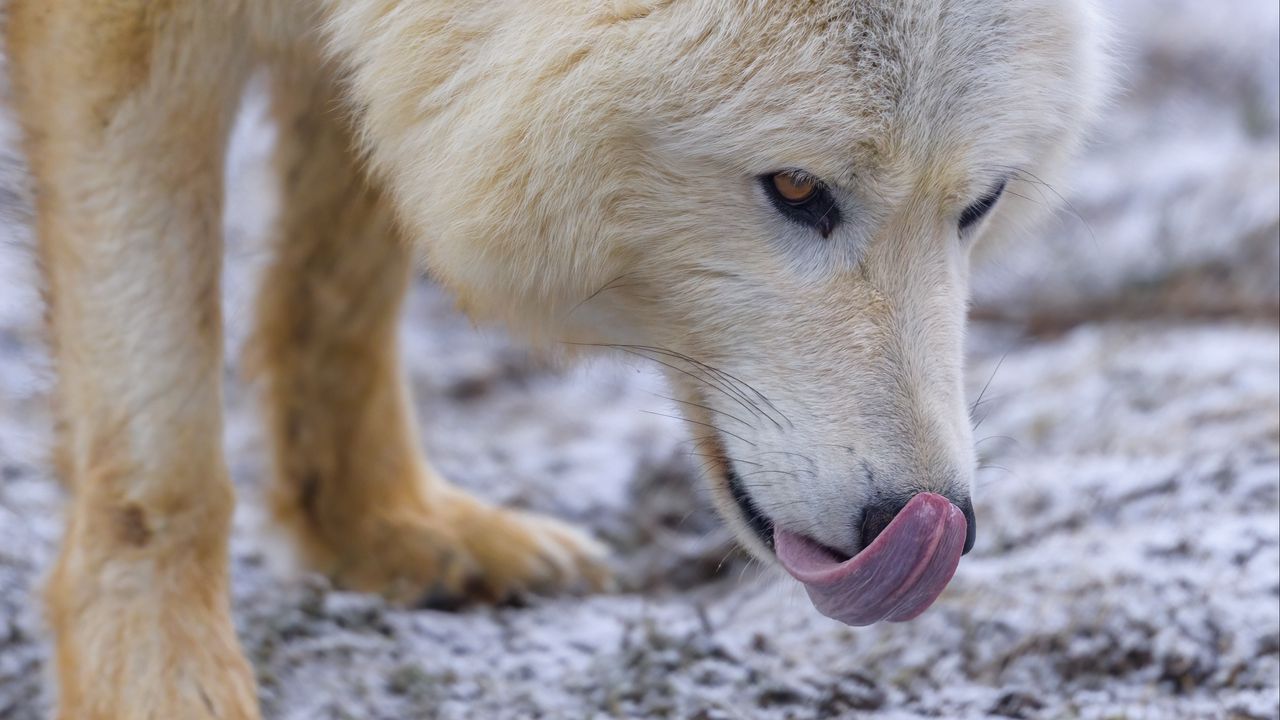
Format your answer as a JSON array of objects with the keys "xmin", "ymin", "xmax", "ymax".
[{"xmin": 1, "ymin": 1, "xmax": 1277, "ymax": 718}]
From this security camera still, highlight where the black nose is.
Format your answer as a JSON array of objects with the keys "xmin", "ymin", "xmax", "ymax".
[
  {"xmin": 860, "ymin": 496, "xmax": 978, "ymax": 555},
  {"xmin": 959, "ymin": 498, "xmax": 977, "ymax": 555},
  {"xmin": 859, "ymin": 498, "xmax": 908, "ymax": 551}
]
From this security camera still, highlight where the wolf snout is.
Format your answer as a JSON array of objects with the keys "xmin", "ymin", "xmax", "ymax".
[
  {"xmin": 775, "ymin": 493, "xmax": 972, "ymax": 626},
  {"xmin": 861, "ymin": 494, "xmax": 977, "ymax": 555}
]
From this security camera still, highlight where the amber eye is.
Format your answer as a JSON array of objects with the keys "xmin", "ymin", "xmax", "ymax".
[
  {"xmin": 759, "ymin": 170, "xmax": 841, "ymax": 238},
  {"xmin": 771, "ymin": 172, "xmax": 817, "ymax": 204}
]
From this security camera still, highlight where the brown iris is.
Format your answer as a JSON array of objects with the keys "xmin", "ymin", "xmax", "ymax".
[
  {"xmin": 759, "ymin": 169, "xmax": 841, "ymax": 238},
  {"xmin": 771, "ymin": 172, "xmax": 817, "ymax": 204}
]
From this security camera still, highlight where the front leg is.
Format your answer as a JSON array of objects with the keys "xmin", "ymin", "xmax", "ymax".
[
  {"xmin": 9, "ymin": 2, "xmax": 258, "ymax": 718},
  {"xmin": 254, "ymin": 56, "xmax": 611, "ymax": 608}
]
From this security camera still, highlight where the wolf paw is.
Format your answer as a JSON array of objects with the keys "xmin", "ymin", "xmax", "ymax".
[{"xmin": 314, "ymin": 488, "xmax": 613, "ymax": 607}]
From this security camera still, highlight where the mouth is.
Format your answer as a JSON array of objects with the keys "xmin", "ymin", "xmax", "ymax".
[
  {"xmin": 726, "ymin": 463, "xmax": 776, "ymax": 550},
  {"xmin": 726, "ymin": 465, "xmax": 968, "ymax": 626}
]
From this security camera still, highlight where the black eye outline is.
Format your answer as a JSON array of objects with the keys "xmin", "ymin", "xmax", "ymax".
[
  {"xmin": 958, "ymin": 179, "xmax": 1008, "ymax": 233},
  {"xmin": 759, "ymin": 171, "xmax": 841, "ymax": 239}
]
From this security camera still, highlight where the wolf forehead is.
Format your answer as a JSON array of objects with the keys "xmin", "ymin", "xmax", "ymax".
[{"xmin": 619, "ymin": 0, "xmax": 1101, "ymax": 182}]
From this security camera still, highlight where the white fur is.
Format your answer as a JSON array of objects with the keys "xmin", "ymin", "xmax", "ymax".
[{"xmin": 311, "ymin": 0, "xmax": 1105, "ymax": 556}]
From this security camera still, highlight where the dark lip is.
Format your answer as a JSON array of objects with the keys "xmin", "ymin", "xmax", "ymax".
[
  {"xmin": 725, "ymin": 464, "xmax": 775, "ymax": 551},
  {"xmin": 717, "ymin": 432, "xmax": 976, "ymax": 557}
]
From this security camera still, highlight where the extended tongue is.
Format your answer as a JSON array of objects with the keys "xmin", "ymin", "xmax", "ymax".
[{"xmin": 774, "ymin": 493, "xmax": 967, "ymax": 626}]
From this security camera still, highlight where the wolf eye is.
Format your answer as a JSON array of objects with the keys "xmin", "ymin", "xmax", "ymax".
[
  {"xmin": 772, "ymin": 172, "xmax": 817, "ymax": 203},
  {"xmin": 760, "ymin": 171, "xmax": 841, "ymax": 238},
  {"xmin": 958, "ymin": 179, "xmax": 1007, "ymax": 232}
]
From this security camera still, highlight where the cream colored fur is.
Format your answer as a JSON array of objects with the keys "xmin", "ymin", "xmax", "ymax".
[{"xmin": 6, "ymin": 1, "xmax": 1103, "ymax": 717}]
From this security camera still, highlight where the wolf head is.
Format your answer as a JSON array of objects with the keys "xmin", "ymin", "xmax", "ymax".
[{"xmin": 334, "ymin": 0, "xmax": 1106, "ymax": 623}]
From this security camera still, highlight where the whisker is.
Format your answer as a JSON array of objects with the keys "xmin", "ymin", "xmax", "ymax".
[
  {"xmin": 611, "ymin": 343, "xmax": 791, "ymax": 430},
  {"xmin": 977, "ymin": 463, "xmax": 1013, "ymax": 474},
  {"xmin": 572, "ymin": 343, "xmax": 772, "ymax": 429},
  {"xmin": 970, "ymin": 392, "xmax": 1008, "ymax": 414},
  {"xmin": 998, "ymin": 165, "xmax": 1098, "ymax": 248},
  {"xmin": 1003, "ymin": 189, "xmax": 1041, "ymax": 206},
  {"xmin": 970, "ymin": 351, "xmax": 1008, "ymax": 418},
  {"xmin": 641, "ymin": 409, "xmax": 757, "ymax": 447},
  {"xmin": 616, "ymin": 345, "xmax": 772, "ymax": 425},
  {"xmin": 651, "ymin": 392, "xmax": 754, "ymax": 430},
  {"xmin": 747, "ymin": 450, "xmax": 818, "ymax": 471},
  {"xmin": 714, "ymin": 545, "xmax": 742, "ymax": 575},
  {"xmin": 685, "ymin": 452, "xmax": 762, "ymax": 468},
  {"xmin": 565, "ymin": 272, "xmax": 635, "ymax": 318},
  {"xmin": 735, "ymin": 469, "xmax": 801, "ymax": 480}
]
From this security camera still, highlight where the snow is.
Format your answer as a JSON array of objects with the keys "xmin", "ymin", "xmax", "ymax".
[{"xmin": 1, "ymin": 1, "xmax": 1277, "ymax": 718}]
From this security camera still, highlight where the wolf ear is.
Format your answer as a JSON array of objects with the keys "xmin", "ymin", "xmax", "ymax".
[{"xmin": 599, "ymin": 0, "xmax": 673, "ymax": 22}]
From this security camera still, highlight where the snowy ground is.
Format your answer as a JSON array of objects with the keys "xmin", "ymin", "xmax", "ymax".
[{"xmin": 2, "ymin": 1, "xmax": 1278, "ymax": 718}]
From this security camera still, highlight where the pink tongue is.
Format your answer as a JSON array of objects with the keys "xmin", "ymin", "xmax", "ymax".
[{"xmin": 774, "ymin": 493, "xmax": 966, "ymax": 626}]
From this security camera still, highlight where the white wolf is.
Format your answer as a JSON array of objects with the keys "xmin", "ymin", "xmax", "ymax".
[{"xmin": 7, "ymin": 0, "xmax": 1104, "ymax": 717}]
